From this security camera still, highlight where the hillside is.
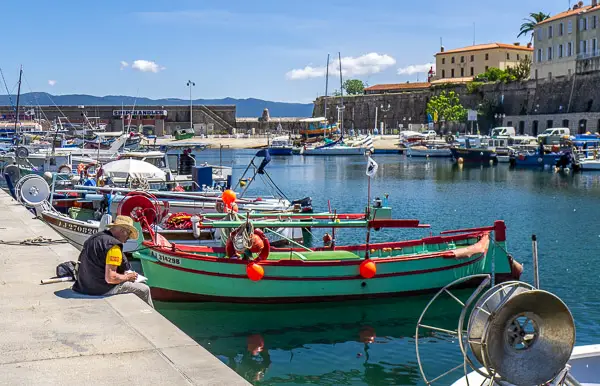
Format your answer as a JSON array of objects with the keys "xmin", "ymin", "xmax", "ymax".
[{"xmin": 0, "ymin": 93, "xmax": 313, "ymax": 117}]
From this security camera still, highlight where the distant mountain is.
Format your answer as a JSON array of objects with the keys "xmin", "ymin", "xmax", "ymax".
[{"xmin": 0, "ymin": 93, "xmax": 313, "ymax": 118}]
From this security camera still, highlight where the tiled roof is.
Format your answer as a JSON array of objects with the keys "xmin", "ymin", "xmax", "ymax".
[
  {"xmin": 538, "ymin": 5, "xmax": 600, "ymax": 25},
  {"xmin": 364, "ymin": 82, "xmax": 431, "ymax": 91},
  {"xmin": 430, "ymin": 77, "xmax": 474, "ymax": 85},
  {"xmin": 437, "ymin": 43, "xmax": 533, "ymax": 55}
]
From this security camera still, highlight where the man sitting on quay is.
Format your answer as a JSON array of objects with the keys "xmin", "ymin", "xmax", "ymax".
[{"xmin": 72, "ymin": 216, "xmax": 153, "ymax": 307}]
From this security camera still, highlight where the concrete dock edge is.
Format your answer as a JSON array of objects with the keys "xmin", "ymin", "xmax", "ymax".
[{"xmin": 0, "ymin": 190, "xmax": 249, "ymax": 385}]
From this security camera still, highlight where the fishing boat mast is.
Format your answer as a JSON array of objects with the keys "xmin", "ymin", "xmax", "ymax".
[
  {"xmin": 14, "ymin": 66, "xmax": 23, "ymax": 163},
  {"xmin": 338, "ymin": 52, "xmax": 344, "ymax": 136},
  {"xmin": 13, "ymin": 66, "xmax": 22, "ymax": 139},
  {"xmin": 324, "ymin": 54, "xmax": 329, "ymax": 122}
]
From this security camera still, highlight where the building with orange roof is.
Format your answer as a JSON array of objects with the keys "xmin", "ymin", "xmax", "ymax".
[
  {"xmin": 532, "ymin": 0, "xmax": 600, "ymax": 80},
  {"xmin": 434, "ymin": 43, "xmax": 533, "ymax": 81},
  {"xmin": 364, "ymin": 82, "xmax": 430, "ymax": 95}
]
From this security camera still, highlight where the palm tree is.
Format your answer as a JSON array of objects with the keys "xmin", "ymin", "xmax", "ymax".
[{"xmin": 518, "ymin": 12, "xmax": 551, "ymax": 39}]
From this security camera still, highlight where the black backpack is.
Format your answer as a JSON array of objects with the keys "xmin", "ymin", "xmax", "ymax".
[{"xmin": 56, "ymin": 261, "xmax": 79, "ymax": 280}]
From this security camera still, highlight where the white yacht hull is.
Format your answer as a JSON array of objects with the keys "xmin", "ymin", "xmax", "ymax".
[
  {"xmin": 303, "ymin": 147, "xmax": 366, "ymax": 156},
  {"xmin": 579, "ymin": 160, "xmax": 600, "ymax": 170},
  {"xmin": 451, "ymin": 344, "xmax": 600, "ymax": 386}
]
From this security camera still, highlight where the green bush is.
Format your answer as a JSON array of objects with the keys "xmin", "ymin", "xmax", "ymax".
[{"xmin": 466, "ymin": 81, "xmax": 486, "ymax": 94}]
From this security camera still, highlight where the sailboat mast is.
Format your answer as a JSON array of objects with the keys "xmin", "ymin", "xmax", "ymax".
[
  {"xmin": 13, "ymin": 66, "xmax": 22, "ymax": 136},
  {"xmin": 338, "ymin": 52, "xmax": 344, "ymax": 136},
  {"xmin": 324, "ymin": 54, "xmax": 329, "ymax": 121}
]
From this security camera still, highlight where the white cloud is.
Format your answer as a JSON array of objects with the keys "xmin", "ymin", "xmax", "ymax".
[
  {"xmin": 48, "ymin": 80, "xmax": 56, "ymax": 86},
  {"xmin": 286, "ymin": 53, "xmax": 396, "ymax": 80},
  {"xmin": 120, "ymin": 61, "xmax": 129, "ymax": 70},
  {"xmin": 397, "ymin": 63, "xmax": 435, "ymax": 76},
  {"xmin": 131, "ymin": 60, "xmax": 165, "ymax": 73}
]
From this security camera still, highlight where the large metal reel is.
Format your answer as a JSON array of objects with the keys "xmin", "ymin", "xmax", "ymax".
[
  {"xmin": 415, "ymin": 274, "xmax": 494, "ymax": 385},
  {"xmin": 15, "ymin": 174, "xmax": 50, "ymax": 208},
  {"xmin": 467, "ymin": 282, "xmax": 575, "ymax": 385}
]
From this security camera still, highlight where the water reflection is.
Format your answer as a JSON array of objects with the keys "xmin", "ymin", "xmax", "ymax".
[{"xmin": 158, "ymin": 294, "xmax": 468, "ymax": 385}]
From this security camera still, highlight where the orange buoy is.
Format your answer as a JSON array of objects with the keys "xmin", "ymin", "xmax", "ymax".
[
  {"xmin": 359, "ymin": 326, "xmax": 376, "ymax": 343},
  {"xmin": 221, "ymin": 189, "xmax": 236, "ymax": 206},
  {"xmin": 247, "ymin": 334, "xmax": 264, "ymax": 355},
  {"xmin": 359, "ymin": 259, "xmax": 377, "ymax": 279},
  {"xmin": 246, "ymin": 263, "xmax": 264, "ymax": 281},
  {"xmin": 249, "ymin": 233, "xmax": 265, "ymax": 253}
]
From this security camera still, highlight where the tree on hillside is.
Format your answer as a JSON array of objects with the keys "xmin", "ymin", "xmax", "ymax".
[
  {"xmin": 342, "ymin": 79, "xmax": 365, "ymax": 95},
  {"xmin": 426, "ymin": 91, "xmax": 467, "ymax": 124},
  {"xmin": 506, "ymin": 56, "xmax": 532, "ymax": 80},
  {"xmin": 518, "ymin": 12, "xmax": 550, "ymax": 40},
  {"xmin": 474, "ymin": 67, "xmax": 516, "ymax": 83}
]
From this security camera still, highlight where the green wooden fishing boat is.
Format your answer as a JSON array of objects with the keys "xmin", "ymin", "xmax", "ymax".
[{"xmin": 134, "ymin": 214, "xmax": 522, "ymax": 303}]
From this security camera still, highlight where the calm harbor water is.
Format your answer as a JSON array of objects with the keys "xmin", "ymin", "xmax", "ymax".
[{"xmin": 157, "ymin": 149, "xmax": 600, "ymax": 385}]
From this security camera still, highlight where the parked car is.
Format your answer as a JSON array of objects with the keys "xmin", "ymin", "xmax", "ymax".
[
  {"xmin": 423, "ymin": 130, "xmax": 437, "ymax": 140},
  {"xmin": 537, "ymin": 127, "xmax": 570, "ymax": 145}
]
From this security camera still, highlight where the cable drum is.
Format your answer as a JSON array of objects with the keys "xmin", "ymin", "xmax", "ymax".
[
  {"xmin": 15, "ymin": 174, "xmax": 51, "ymax": 208},
  {"xmin": 467, "ymin": 283, "xmax": 575, "ymax": 385}
]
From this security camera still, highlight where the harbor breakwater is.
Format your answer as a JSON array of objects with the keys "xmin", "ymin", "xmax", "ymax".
[{"xmin": 313, "ymin": 71, "xmax": 600, "ymax": 135}]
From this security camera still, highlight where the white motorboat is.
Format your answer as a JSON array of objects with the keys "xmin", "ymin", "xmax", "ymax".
[
  {"xmin": 303, "ymin": 144, "xmax": 366, "ymax": 156},
  {"xmin": 40, "ymin": 208, "xmax": 303, "ymax": 252},
  {"xmin": 303, "ymin": 136, "xmax": 372, "ymax": 156},
  {"xmin": 579, "ymin": 159, "xmax": 600, "ymax": 170},
  {"xmin": 406, "ymin": 144, "xmax": 452, "ymax": 157},
  {"xmin": 268, "ymin": 136, "xmax": 294, "ymax": 155},
  {"xmin": 451, "ymin": 344, "xmax": 600, "ymax": 385}
]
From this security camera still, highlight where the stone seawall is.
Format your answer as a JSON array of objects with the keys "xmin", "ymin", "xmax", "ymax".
[{"xmin": 313, "ymin": 72, "xmax": 600, "ymax": 135}]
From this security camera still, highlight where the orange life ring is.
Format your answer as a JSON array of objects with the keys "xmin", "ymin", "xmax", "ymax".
[{"xmin": 226, "ymin": 229, "xmax": 270, "ymax": 261}]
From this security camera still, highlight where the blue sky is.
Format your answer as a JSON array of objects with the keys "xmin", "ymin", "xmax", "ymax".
[{"xmin": 1, "ymin": 0, "xmax": 572, "ymax": 102}]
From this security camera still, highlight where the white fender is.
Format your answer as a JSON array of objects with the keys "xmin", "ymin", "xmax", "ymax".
[
  {"xmin": 190, "ymin": 215, "xmax": 201, "ymax": 239},
  {"xmin": 99, "ymin": 213, "xmax": 113, "ymax": 231}
]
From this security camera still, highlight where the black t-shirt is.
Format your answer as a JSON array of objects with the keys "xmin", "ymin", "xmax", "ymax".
[{"xmin": 72, "ymin": 230, "xmax": 130, "ymax": 295}]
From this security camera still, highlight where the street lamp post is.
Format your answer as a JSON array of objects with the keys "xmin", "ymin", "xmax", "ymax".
[
  {"xmin": 380, "ymin": 103, "xmax": 391, "ymax": 135},
  {"xmin": 494, "ymin": 113, "xmax": 506, "ymax": 127},
  {"xmin": 187, "ymin": 80, "xmax": 195, "ymax": 131}
]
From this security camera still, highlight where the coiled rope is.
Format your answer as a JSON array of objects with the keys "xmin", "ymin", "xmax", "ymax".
[
  {"xmin": 233, "ymin": 221, "xmax": 254, "ymax": 252},
  {"xmin": 0, "ymin": 236, "xmax": 68, "ymax": 246}
]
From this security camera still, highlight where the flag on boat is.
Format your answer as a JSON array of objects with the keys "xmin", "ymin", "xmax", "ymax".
[
  {"xmin": 362, "ymin": 135, "xmax": 375, "ymax": 153},
  {"xmin": 366, "ymin": 155, "xmax": 378, "ymax": 177}
]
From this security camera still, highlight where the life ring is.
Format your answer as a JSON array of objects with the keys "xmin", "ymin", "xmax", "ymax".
[
  {"xmin": 57, "ymin": 164, "xmax": 72, "ymax": 174},
  {"xmin": 226, "ymin": 228, "xmax": 270, "ymax": 261}
]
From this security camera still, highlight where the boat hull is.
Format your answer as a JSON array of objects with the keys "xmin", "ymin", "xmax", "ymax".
[
  {"xmin": 303, "ymin": 147, "xmax": 366, "ymax": 156},
  {"xmin": 510, "ymin": 153, "xmax": 560, "ymax": 167},
  {"xmin": 577, "ymin": 160, "xmax": 600, "ymax": 170},
  {"xmin": 451, "ymin": 148, "xmax": 498, "ymax": 164},
  {"xmin": 268, "ymin": 147, "xmax": 293, "ymax": 155},
  {"xmin": 407, "ymin": 147, "xmax": 452, "ymax": 157},
  {"xmin": 136, "ymin": 230, "xmax": 519, "ymax": 303}
]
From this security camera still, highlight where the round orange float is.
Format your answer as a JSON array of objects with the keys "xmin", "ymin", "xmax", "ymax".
[
  {"xmin": 221, "ymin": 189, "xmax": 236, "ymax": 206},
  {"xmin": 359, "ymin": 259, "xmax": 377, "ymax": 279},
  {"xmin": 246, "ymin": 263, "xmax": 265, "ymax": 281}
]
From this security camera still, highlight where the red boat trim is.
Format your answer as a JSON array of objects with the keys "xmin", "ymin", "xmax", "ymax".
[
  {"xmin": 150, "ymin": 274, "xmax": 507, "ymax": 303},
  {"xmin": 148, "ymin": 252, "xmax": 485, "ymax": 281},
  {"xmin": 156, "ymin": 231, "xmax": 489, "ymax": 258}
]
